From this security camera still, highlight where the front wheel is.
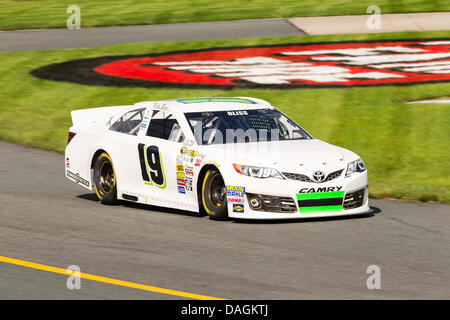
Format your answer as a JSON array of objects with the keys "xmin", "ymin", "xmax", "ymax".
[
  {"xmin": 93, "ymin": 152, "xmax": 118, "ymax": 204},
  {"xmin": 201, "ymin": 168, "xmax": 228, "ymax": 220}
]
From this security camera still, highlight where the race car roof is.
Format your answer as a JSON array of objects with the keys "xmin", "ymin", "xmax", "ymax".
[{"xmin": 133, "ymin": 97, "xmax": 273, "ymax": 113}]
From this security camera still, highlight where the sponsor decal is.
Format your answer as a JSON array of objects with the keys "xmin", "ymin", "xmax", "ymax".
[
  {"xmin": 177, "ymin": 178, "xmax": 186, "ymax": 186},
  {"xmin": 178, "ymin": 186, "xmax": 186, "ymax": 194},
  {"xmin": 227, "ymin": 186, "xmax": 245, "ymax": 203},
  {"xmin": 233, "ymin": 203, "xmax": 245, "ymax": 213},
  {"xmin": 66, "ymin": 157, "xmax": 70, "ymax": 168},
  {"xmin": 227, "ymin": 186, "xmax": 245, "ymax": 192},
  {"xmin": 194, "ymin": 158, "xmax": 202, "ymax": 167},
  {"xmin": 176, "ymin": 164, "xmax": 185, "ymax": 172},
  {"xmin": 185, "ymin": 177, "xmax": 193, "ymax": 191},
  {"xmin": 140, "ymin": 122, "xmax": 147, "ymax": 129},
  {"xmin": 188, "ymin": 149, "xmax": 198, "ymax": 158},
  {"xmin": 185, "ymin": 166, "xmax": 194, "ymax": 177},
  {"xmin": 66, "ymin": 170, "xmax": 89, "ymax": 187},
  {"xmin": 299, "ymin": 186, "xmax": 343, "ymax": 193},
  {"xmin": 227, "ymin": 110, "xmax": 248, "ymax": 116},
  {"xmin": 32, "ymin": 40, "xmax": 450, "ymax": 88},
  {"xmin": 176, "ymin": 172, "xmax": 186, "ymax": 179},
  {"xmin": 176, "ymin": 155, "xmax": 194, "ymax": 165},
  {"xmin": 181, "ymin": 156, "xmax": 194, "ymax": 163},
  {"xmin": 180, "ymin": 147, "xmax": 188, "ymax": 155},
  {"xmin": 194, "ymin": 153, "xmax": 205, "ymax": 167}
]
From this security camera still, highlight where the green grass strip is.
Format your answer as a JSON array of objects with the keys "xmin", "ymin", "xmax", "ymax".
[
  {"xmin": 1, "ymin": 0, "xmax": 449, "ymax": 30},
  {"xmin": 297, "ymin": 191, "xmax": 345, "ymax": 200}
]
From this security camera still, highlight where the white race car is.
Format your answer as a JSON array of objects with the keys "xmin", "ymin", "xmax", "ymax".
[{"xmin": 65, "ymin": 97, "xmax": 369, "ymax": 220}]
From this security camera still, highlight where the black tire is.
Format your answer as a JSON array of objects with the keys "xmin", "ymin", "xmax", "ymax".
[
  {"xmin": 93, "ymin": 152, "xmax": 118, "ymax": 204},
  {"xmin": 201, "ymin": 168, "xmax": 228, "ymax": 220}
]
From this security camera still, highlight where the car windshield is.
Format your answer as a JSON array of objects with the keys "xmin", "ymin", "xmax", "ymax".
[{"xmin": 185, "ymin": 108, "xmax": 312, "ymax": 145}]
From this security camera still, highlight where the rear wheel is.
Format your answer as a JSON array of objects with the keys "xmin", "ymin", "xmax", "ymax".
[
  {"xmin": 93, "ymin": 152, "xmax": 118, "ymax": 204},
  {"xmin": 201, "ymin": 168, "xmax": 228, "ymax": 220}
]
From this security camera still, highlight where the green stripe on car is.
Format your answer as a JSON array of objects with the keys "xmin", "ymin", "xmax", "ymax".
[
  {"xmin": 297, "ymin": 191, "xmax": 344, "ymax": 214},
  {"xmin": 296, "ymin": 191, "xmax": 345, "ymax": 200},
  {"xmin": 176, "ymin": 97, "xmax": 256, "ymax": 104},
  {"xmin": 299, "ymin": 205, "xmax": 343, "ymax": 213}
]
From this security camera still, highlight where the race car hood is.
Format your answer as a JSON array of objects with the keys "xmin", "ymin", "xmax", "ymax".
[{"xmin": 203, "ymin": 139, "xmax": 359, "ymax": 173}]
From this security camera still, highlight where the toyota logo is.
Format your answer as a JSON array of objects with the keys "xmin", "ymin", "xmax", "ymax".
[{"xmin": 312, "ymin": 171, "xmax": 326, "ymax": 183}]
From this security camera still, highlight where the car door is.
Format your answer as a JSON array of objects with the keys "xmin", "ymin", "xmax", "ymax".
[
  {"xmin": 134, "ymin": 106, "xmax": 197, "ymax": 210},
  {"xmin": 105, "ymin": 107, "xmax": 148, "ymax": 198}
]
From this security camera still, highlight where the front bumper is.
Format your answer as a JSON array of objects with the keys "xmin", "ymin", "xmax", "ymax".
[{"xmin": 227, "ymin": 171, "xmax": 369, "ymax": 219}]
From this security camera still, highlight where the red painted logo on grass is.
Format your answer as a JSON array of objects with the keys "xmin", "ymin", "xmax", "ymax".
[
  {"xmin": 30, "ymin": 39, "xmax": 450, "ymax": 88},
  {"xmin": 93, "ymin": 40, "xmax": 450, "ymax": 87}
]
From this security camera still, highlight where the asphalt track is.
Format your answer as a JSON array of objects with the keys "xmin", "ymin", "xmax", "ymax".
[
  {"xmin": 0, "ymin": 19, "xmax": 303, "ymax": 52},
  {"xmin": 0, "ymin": 140, "xmax": 449, "ymax": 299},
  {"xmin": 2, "ymin": 12, "xmax": 449, "ymax": 52}
]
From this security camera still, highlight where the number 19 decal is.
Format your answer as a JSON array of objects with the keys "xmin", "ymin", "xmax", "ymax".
[{"xmin": 138, "ymin": 144, "xmax": 166, "ymax": 189}]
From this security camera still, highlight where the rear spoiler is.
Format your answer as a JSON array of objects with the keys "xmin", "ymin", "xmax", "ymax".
[{"xmin": 70, "ymin": 105, "xmax": 134, "ymax": 128}]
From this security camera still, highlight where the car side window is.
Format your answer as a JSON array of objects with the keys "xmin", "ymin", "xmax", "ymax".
[
  {"xmin": 146, "ymin": 110, "xmax": 185, "ymax": 142},
  {"xmin": 110, "ymin": 108, "xmax": 145, "ymax": 135}
]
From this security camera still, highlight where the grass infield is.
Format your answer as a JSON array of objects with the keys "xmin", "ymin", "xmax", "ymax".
[
  {"xmin": 0, "ymin": 0, "xmax": 449, "ymax": 30},
  {"xmin": 0, "ymin": 31, "xmax": 449, "ymax": 203}
]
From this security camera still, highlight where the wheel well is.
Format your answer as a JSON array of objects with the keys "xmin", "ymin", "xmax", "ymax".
[
  {"xmin": 90, "ymin": 149, "xmax": 107, "ymax": 169},
  {"xmin": 90, "ymin": 149, "xmax": 107, "ymax": 182},
  {"xmin": 197, "ymin": 164, "xmax": 220, "ymax": 213}
]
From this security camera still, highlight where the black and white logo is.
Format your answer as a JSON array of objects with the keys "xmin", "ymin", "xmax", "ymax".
[
  {"xmin": 312, "ymin": 171, "xmax": 326, "ymax": 183},
  {"xmin": 66, "ymin": 170, "xmax": 90, "ymax": 187}
]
